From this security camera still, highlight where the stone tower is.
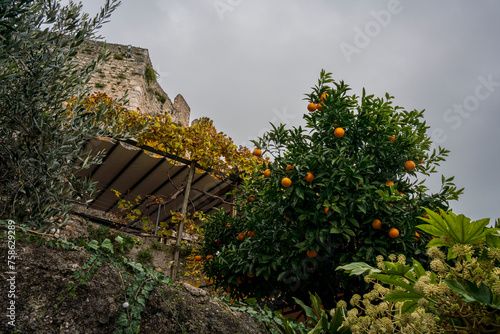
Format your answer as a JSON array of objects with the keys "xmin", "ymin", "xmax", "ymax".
[{"xmin": 77, "ymin": 40, "xmax": 190, "ymax": 127}]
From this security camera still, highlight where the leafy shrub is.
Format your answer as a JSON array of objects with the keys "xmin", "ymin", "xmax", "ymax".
[
  {"xmin": 137, "ymin": 246, "xmax": 154, "ymax": 265},
  {"xmin": 155, "ymin": 91, "xmax": 167, "ymax": 103},
  {"xmin": 335, "ymin": 209, "xmax": 500, "ymax": 333},
  {"xmin": 200, "ymin": 71, "xmax": 463, "ymax": 308},
  {"xmin": 145, "ymin": 65, "xmax": 158, "ymax": 85},
  {"xmin": 152, "ymin": 239, "xmax": 164, "ymax": 251},
  {"xmin": 113, "ymin": 52, "xmax": 124, "ymax": 60},
  {"xmin": 95, "ymin": 82, "xmax": 106, "ymax": 88},
  {"xmin": 0, "ymin": 0, "xmax": 128, "ymax": 229},
  {"xmin": 85, "ymin": 224, "xmax": 135, "ymax": 256}
]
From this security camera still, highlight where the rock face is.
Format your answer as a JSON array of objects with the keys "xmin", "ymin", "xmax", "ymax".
[{"xmin": 77, "ymin": 40, "xmax": 190, "ymax": 127}]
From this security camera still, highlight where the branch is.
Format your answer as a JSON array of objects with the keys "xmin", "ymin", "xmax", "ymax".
[{"xmin": 191, "ymin": 187, "xmax": 234, "ymax": 206}]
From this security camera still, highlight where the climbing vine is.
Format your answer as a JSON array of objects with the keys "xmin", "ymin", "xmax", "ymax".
[{"xmin": 71, "ymin": 92, "xmax": 263, "ymax": 178}]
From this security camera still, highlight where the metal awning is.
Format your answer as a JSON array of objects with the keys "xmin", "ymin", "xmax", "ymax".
[{"xmin": 77, "ymin": 138, "xmax": 236, "ymax": 231}]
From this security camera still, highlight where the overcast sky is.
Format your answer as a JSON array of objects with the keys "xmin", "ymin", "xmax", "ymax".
[{"xmin": 78, "ymin": 0, "xmax": 500, "ymax": 223}]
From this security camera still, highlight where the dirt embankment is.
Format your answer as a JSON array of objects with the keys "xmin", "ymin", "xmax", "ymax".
[{"xmin": 0, "ymin": 222, "xmax": 264, "ymax": 334}]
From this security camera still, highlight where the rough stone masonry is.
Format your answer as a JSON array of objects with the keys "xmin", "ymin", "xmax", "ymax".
[{"xmin": 77, "ymin": 40, "xmax": 190, "ymax": 127}]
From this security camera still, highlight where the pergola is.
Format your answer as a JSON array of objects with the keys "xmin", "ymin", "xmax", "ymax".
[{"xmin": 77, "ymin": 137, "xmax": 239, "ymax": 279}]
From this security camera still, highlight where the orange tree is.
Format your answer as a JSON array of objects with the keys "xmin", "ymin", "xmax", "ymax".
[{"xmin": 199, "ymin": 70, "xmax": 463, "ymax": 308}]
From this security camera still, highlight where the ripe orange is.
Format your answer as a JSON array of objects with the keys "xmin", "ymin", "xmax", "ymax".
[
  {"xmin": 385, "ymin": 181, "xmax": 394, "ymax": 186},
  {"xmin": 285, "ymin": 216, "xmax": 291, "ymax": 222},
  {"xmin": 249, "ymin": 196, "xmax": 255, "ymax": 202},
  {"xmin": 237, "ymin": 277, "xmax": 243, "ymax": 284},
  {"xmin": 281, "ymin": 177, "xmax": 292, "ymax": 188},
  {"xmin": 404, "ymin": 160, "xmax": 416, "ymax": 172},
  {"xmin": 247, "ymin": 273, "xmax": 255, "ymax": 278},
  {"xmin": 317, "ymin": 102, "xmax": 325, "ymax": 111},
  {"xmin": 424, "ymin": 214, "xmax": 429, "ymax": 218},
  {"xmin": 206, "ymin": 255, "xmax": 213, "ymax": 260},
  {"xmin": 238, "ymin": 232, "xmax": 245, "ymax": 241},
  {"xmin": 253, "ymin": 148, "xmax": 262, "ymax": 157},
  {"xmin": 307, "ymin": 103, "xmax": 317, "ymax": 112},
  {"xmin": 320, "ymin": 93, "xmax": 328, "ymax": 103},
  {"xmin": 390, "ymin": 135, "xmax": 396, "ymax": 142},
  {"xmin": 264, "ymin": 169, "xmax": 271, "ymax": 178},
  {"xmin": 306, "ymin": 250, "xmax": 318, "ymax": 258},
  {"xmin": 414, "ymin": 232, "xmax": 420, "ymax": 240},
  {"xmin": 247, "ymin": 230, "xmax": 256, "ymax": 237},
  {"xmin": 419, "ymin": 158, "xmax": 424, "ymax": 164},
  {"xmin": 388, "ymin": 228, "xmax": 399, "ymax": 239},
  {"xmin": 324, "ymin": 207, "xmax": 329, "ymax": 214},
  {"xmin": 285, "ymin": 165, "xmax": 295, "ymax": 171},
  {"xmin": 371, "ymin": 219, "xmax": 382, "ymax": 230},
  {"xmin": 305, "ymin": 172, "xmax": 314, "ymax": 182},
  {"xmin": 195, "ymin": 255, "xmax": 202, "ymax": 261},
  {"xmin": 334, "ymin": 127, "xmax": 345, "ymax": 138}
]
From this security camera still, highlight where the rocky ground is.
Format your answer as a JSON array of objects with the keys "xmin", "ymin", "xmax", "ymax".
[{"xmin": 0, "ymin": 219, "xmax": 265, "ymax": 334}]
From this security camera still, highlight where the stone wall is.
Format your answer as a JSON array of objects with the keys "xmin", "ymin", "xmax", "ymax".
[{"xmin": 77, "ymin": 40, "xmax": 190, "ymax": 127}]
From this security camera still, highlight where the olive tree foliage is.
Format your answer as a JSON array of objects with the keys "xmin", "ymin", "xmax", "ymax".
[{"xmin": 0, "ymin": 0, "xmax": 135, "ymax": 228}]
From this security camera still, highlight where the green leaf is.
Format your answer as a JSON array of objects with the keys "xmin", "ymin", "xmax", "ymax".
[
  {"xmin": 295, "ymin": 187, "xmax": 304, "ymax": 200},
  {"xmin": 383, "ymin": 289, "xmax": 423, "ymax": 303},
  {"xmin": 485, "ymin": 229, "xmax": 500, "ymax": 248},
  {"xmin": 444, "ymin": 279, "xmax": 493, "ymax": 305},
  {"xmin": 369, "ymin": 274, "xmax": 414, "ymax": 292},
  {"xmin": 336, "ymin": 262, "xmax": 379, "ymax": 276},
  {"xmin": 330, "ymin": 227, "xmax": 342, "ymax": 234},
  {"xmin": 115, "ymin": 236, "xmax": 124, "ymax": 245},
  {"xmin": 293, "ymin": 297, "xmax": 316, "ymax": 320},
  {"xmin": 101, "ymin": 238, "xmax": 114, "ymax": 253},
  {"xmin": 87, "ymin": 240, "xmax": 99, "ymax": 250}
]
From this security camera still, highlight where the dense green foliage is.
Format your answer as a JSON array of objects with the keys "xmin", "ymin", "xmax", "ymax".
[
  {"xmin": 0, "ymin": 0, "xmax": 140, "ymax": 229},
  {"xmin": 200, "ymin": 71, "xmax": 463, "ymax": 308}
]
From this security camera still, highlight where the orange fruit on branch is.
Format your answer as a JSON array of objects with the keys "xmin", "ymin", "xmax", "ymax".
[
  {"xmin": 206, "ymin": 255, "xmax": 213, "ymax": 260},
  {"xmin": 263, "ymin": 169, "xmax": 271, "ymax": 178},
  {"xmin": 371, "ymin": 219, "xmax": 382, "ymax": 230},
  {"xmin": 334, "ymin": 127, "xmax": 345, "ymax": 138},
  {"xmin": 404, "ymin": 160, "xmax": 416, "ymax": 172},
  {"xmin": 238, "ymin": 232, "xmax": 246, "ymax": 241},
  {"xmin": 390, "ymin": 135, "xmax": 396, "ymax": 142},
  {"xmin": 320, "ymin": 93, "xmax": 328, "ymax": 103},
  {"xmin": 285, "ymin": 165, "xmax": 295, "ymax": 171},
  {"xmin": 247, "ymin": 230, "xmax": 256, "ymax": 237},
  {"xmin": 317, "ymin": 102, "xmax": 325, "ymax": 111},
  {"xmin": 388, "ymin": 228, "xmax": 399, "ymax": 239},
  {"xmin": 195, "ymin": 255, "xmax": 202, "ymax": 261},
  {"xmin": 306, "ymin": 250, "xmax": 318, "ymax": 258},
  {"xmin": 247, "ymin": 273, "xmax": 255, "ymax": 278},
  {"xmin": 324, "ymin": 207, "xmax": 329, "ymax": 214},
  {"xmin": 281, "ymin": 177, "xmax": 292, "ymax": 188},
  {"xmin": 285, "ymin": 216, "xmax": 291, "ymax": 222},
  {"xmin": 253, "ymin": 148, "xmax": 262, "ymax": 157},
  {"xmin": 307, "ymin": 103, "xmax": 317, "ymax": 112},
  {"xmin": 305, "ymin": 172, "xmax": 314, "ymax": 182},
  {"xmin": 385, "ymin": 181, "xmax": 394, "ymax": 186},
  {"xmin": 249, "ymin": 196, "xmax": 255, "ymax": 202}
]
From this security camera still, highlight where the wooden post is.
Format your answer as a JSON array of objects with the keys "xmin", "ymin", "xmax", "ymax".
[{"xmin": 171, "ymin": 161, "xmax": 196, "ymax": 281}]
